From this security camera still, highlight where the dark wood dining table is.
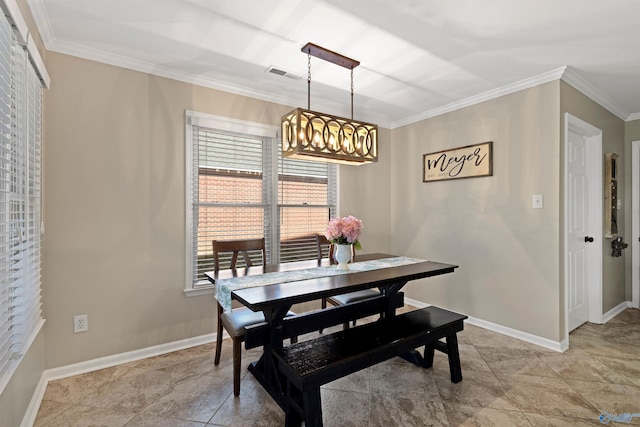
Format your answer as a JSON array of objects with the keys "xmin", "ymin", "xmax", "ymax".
[{"xmin": 205, "ymin": 253, "xmax": 458, "ymax": 412}]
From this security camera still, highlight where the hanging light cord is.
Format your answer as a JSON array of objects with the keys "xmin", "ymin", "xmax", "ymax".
[
  {"xmin": 307, "ymin": 52, "xmax": 311, "ymax": 110},
  {"xmin": 350, "ymin": 68, "xmax": 354, "ymax": 120}
]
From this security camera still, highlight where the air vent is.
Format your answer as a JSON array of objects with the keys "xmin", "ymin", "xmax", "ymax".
[{"xmin": 265, "ymin": 66, "xmax": 302, "ymax": 80}]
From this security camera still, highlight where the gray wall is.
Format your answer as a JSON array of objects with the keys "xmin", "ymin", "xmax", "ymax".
[
  {"xmin": 42, "ymin": 51, "xmax": 392, "ymax": 369},
  {"xmin": 383, "ymin": 81, "xmax": 626, "ymax": 342},
  {"xmin": 388, "ymin": 82, "xmax": 563, "ymax": 341},
  {"xmin": 42, "ymin": 54, "xmax": 628, "ymax": 369}
]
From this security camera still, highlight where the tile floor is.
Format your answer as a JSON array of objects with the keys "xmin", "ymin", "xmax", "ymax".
[{"xmin": 34, "ymin": 308, "xmax": 640, "ymax": 426}]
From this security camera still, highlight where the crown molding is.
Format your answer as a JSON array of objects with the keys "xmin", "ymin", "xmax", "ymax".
[
  {"xmin": 52, "ymin": 38, "xmax": 301, "ymax": 103},
  {"xmin": 390, "ymin": 66, "xmax": 636, "ymax": 128},
  {"xmin": 26, "ymin": 0, "xmax": 54, "ymax": 48},
  {"xmin": 38, "ymin": 37, "xmax": 396, "ymax": 127},
  {"xmin": 390, "ymin": 67, "xmax": 568, "ymax": 129},
  {"xmin": 560, "ymin": 66, "xmax": 629, "ymax": 121}
]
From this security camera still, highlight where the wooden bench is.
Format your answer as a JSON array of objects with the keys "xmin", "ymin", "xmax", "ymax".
[{"xmin": 272, "ymin": 305, "xmax": 467, "ymax": 427}]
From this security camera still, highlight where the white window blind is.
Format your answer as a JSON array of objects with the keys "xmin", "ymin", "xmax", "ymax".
[
  {"xmin": 192, "ymin": 128, "xmax": 268, "ymax": 278},
  {"xmin": 278, "ymin": 156, "xmax": 336, "ymax": 263},
  {"xmin": 0, "ymin": 7, "xmax": 43, "ymax": 394},
  {"xmin": 186, "ymin": 114, "xmax": 336, "ymax": 290}
]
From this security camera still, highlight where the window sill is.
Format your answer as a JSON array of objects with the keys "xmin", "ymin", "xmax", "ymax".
[{"xmin": 184, "ymin": 285, "xmax": 215, "ymax": 297}]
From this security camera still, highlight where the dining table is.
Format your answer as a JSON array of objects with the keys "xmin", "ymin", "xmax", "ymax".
[{"xmin": 205, "ymin": 252, "xmax": 458, "ymax": 412}]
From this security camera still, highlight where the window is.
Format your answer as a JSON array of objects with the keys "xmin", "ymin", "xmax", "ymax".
[
  {"xmin": 185, "ymin": 111, "xmax": 337, "ymax": 291},
  {"xmin": 0, "ymin": 7, "xmax": 45, "ymax": 393}
]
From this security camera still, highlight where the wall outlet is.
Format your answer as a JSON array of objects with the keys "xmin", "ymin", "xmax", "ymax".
[{"xmin": 74, "ymin": 314, "xmax": 88, "ymax": 333}]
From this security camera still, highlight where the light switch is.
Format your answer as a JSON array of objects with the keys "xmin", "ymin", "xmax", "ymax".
[{"xmin": 532, "ymin": 194, "xmax": 544, "ymax": 209}]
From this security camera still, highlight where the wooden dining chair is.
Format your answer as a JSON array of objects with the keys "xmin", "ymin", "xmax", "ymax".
[
  {"xmin": 212, "ymin": 237, "xmax": 296, "ymax": 396},
  {"xmin": 316, "ymin": 234, "xmax": 380, "ymax": 331}
]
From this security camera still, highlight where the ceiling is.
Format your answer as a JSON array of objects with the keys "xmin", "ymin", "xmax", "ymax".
[{"xmin": 28, "ymin": 0, "xmax": 640, "ymax": 128}]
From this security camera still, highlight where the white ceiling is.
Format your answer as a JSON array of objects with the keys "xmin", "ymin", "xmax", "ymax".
[{"xmin": 28, "ymin": 0, "xmax": 640, "ymax": 128}]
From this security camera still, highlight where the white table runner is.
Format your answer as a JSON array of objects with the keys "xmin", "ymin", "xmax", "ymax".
[{"xmin": 215, "ymin": 256, "xmax": 425, "ymax": 311}]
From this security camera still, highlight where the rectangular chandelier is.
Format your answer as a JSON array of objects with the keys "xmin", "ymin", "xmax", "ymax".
[{"xmin": 281, "ymin": 43, "xmax": 378, "ymax": 165}]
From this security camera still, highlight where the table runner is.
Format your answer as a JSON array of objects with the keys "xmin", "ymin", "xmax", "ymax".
[{"xmin": 215, "ymin": 256, "xmax": 425, "ymax": 311}]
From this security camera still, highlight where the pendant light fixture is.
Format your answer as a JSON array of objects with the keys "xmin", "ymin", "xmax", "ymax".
[{"xmin": 281, "ymin": 43, "xmax": 378, "ymax": 165}]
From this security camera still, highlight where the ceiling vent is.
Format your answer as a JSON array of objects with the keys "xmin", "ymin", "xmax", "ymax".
[{"xmin": 266, "ymin": 65, "xmax": 302, "ymax": 80}]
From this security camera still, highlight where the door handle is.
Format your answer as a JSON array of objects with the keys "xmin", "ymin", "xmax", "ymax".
[{"xmin": 585, "ymin": 236, "xmax": 594, "ymax": 243}]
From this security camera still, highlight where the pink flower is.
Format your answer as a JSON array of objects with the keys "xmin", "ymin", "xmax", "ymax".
[{"xmin": 325, "ymin": 215, "xmax": 363, "ymax": 248}]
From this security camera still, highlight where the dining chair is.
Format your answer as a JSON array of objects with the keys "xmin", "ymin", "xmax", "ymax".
[
  {"xmin": 212, "ymin": 237, "xmax": 296, "ymax": 396},
  {"xmin": 316, "ymin": 234, "xmax": 380, "ymax": 331}
]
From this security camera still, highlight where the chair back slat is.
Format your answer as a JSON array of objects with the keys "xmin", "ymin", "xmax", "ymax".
[
  {"xmin": 315, "ymin": 234, "xmax": 331, "ymax": 262},
  {"xmin": 212, "ymin": 238, "xmax": 266, "ymax": 271}
]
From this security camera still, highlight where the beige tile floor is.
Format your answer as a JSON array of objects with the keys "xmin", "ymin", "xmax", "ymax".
[{"xmin": 34, "ymin": 308, "xmax": 640, "ymax": 426}]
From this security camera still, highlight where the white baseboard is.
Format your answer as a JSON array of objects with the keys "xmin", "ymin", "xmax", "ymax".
[
  {"xmin": 44, "ymin": 333, "xmax": 217, "ymax": 382},
  {"xmin": 20, "ymin": 375, "xmax": 49, "ymax": 427},
  {"xmin": 21, "ymin": 332, "xmax": 217, "ymax": 427},
  {"xmin": 404, "ymin": 297, "xmax": 565, "ymax": 352},
  {"xmin": 403, "ymin": 297, "xmax": 431, "ymax": 309},
  {"xmin": 465, "ymin": 315, "xmax": 565, "ymax": 352},
  {"xmin": 602, "ymin": 301, "xmax": 632, "ymax": 323}
]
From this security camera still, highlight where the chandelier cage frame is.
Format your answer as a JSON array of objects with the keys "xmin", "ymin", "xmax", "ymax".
[{"xmin": 281, "ymin": 42, "xmax": 378, "ymax": 165}]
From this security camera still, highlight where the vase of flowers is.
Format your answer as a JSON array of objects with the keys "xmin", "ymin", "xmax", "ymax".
[{"xmin": 325, "ymin": 215, "xmax": 363, "ymax": 270}]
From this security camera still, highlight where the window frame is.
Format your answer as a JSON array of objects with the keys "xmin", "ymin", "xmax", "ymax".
[{"xmin": 184, "ymin": 110, "xmax": 338, "ymax": 296}]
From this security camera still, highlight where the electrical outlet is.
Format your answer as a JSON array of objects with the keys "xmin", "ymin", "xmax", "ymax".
[{"xmin": 74, "ymin": 314, "xmax": 88, "ymax": 333}]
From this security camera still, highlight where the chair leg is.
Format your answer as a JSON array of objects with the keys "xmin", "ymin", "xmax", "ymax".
[
  {"xmin": 214, "ymin": 303, "xmax": 223, "ymax": 366},
  {"xmin": 319, "ymin": 298, "xmax": 328, "ymax": 333},
  {"xmin": 232, "ymin": 337, "xmax": 242, "ymax": 396}
]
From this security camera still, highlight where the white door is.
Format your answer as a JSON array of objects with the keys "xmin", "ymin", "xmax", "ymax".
[
  {"xmin": 632, "ymin": 141, "xmax": 640, "ymax": 309},
  {"xmin": 567, "ymin": 130, "xmax": 590, "ymax": 331}
]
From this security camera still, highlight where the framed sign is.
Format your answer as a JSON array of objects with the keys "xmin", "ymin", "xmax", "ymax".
[{"xmin": 423, "ymin": 141, "xmax": 493, "ymax": 182}]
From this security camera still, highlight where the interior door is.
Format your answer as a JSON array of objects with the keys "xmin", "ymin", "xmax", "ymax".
[{"xmin": 567, "ymin": 130, "xmax": 591, "ymax": 331}]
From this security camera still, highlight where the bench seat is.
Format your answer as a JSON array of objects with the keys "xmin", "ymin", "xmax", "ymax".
[{"xmin": 273, "ymin": 305, "xmax": 467, "ymax": 426}]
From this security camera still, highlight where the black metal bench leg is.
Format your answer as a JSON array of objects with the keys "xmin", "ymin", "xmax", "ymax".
[
  {"xmin": 446, "ymin": 334, "xmax": 462, "ymax": 383},
  {"xmin": 302, "ymin": 388, "xmax": 323, "ymax": 427}
]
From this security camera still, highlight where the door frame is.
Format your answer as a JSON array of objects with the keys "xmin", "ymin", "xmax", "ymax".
[
  {"xmin": 632, "ymin": 140, "xmax": 640, "ymax": 308},
  {"xmin": 564, "ymin": 113, "xmax": 603, "ymax": 344}
]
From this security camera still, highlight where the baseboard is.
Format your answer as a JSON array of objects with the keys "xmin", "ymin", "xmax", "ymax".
[
  {"xmin": 465, "ymin": 315, "xmax": 565, "ymax": 352},
  {"xmin": 603, "ymin": 301, "xmax": 631, "ymax": 323},
  {"xmin": 404, "ymin": 297, "xmax": 564, "ymax": 352},
  {"xmin": 404, "ymin": 297, "xmax": 431, "ymax": 309},
  {"xmin": 21, "ymin": 332, "xmax": 217, "ymax": 427},
  {"xmin": 20, "ymin": 374, "xmax": 49, "ymax": 427},
  {"xmin": 44, "ymin": 333, "xmax": 217, "ymax": 382}
]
